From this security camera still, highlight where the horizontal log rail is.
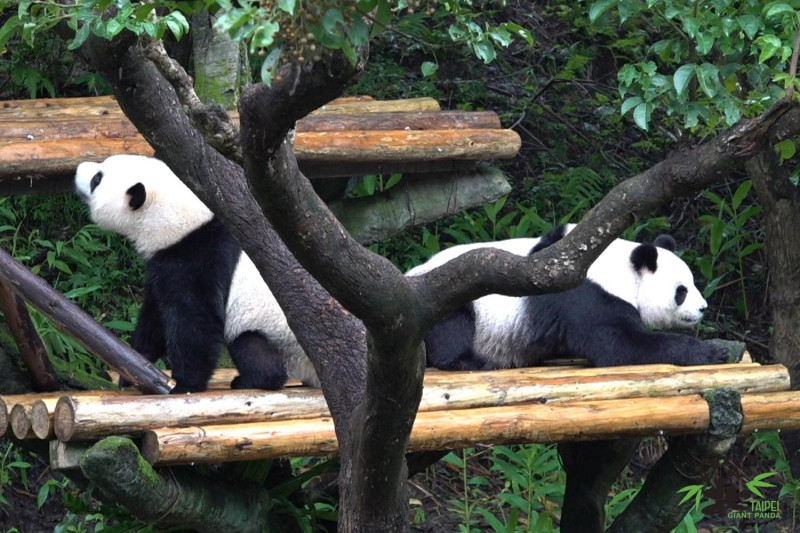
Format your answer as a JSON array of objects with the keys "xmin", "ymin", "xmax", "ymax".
[
  {"xmin": 140, "ymin": 391, "xmax": 800, "ymax": 465},
  {"xmin": 5, "ymin": 361, "xmax": 800, "ymax": 468},
  {"xmin": 0, "ymin": 95, "xmax": 522, "ymax": 183}
]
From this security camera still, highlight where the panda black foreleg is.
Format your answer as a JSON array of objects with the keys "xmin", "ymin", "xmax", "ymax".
[
  {"xmin": 228, "ymin": 331, "xmax": 288, "ymax": 390},
  {"xmin": 576, "ymin": 326, "xmax": 730, "ymax": 367},
  {"xmin": 158, "ymin": 302, "xmax": 226, "ymax": 393},
  {"xmin": 558, "ymin": 439, "xmax": 639, "ymax": 533}
]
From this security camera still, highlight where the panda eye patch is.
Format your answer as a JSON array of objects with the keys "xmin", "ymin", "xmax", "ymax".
[
  {"xmin": 675, "ymin": 285, "xmax": 688, "ymax": 306},
  {"xmin": 90, "ymin": 171, "xmax": 103, "ymax": 193}
]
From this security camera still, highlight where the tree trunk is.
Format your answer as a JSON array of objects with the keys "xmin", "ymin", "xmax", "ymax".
[{"xmin": 747, "ymin": 148, "xmax": 800, "ymax": 475}]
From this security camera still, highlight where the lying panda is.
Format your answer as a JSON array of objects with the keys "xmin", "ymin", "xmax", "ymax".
[
  {"xmin": 407, "ymin": 224, "xmax": 729, "ymax": 369},
  {"xmin": 75, "ymin": 155, "xmax": 317, "ymax": 392}
]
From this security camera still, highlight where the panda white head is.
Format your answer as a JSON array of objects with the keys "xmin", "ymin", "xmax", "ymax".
[
  {"xmin": 588, "ymin": 234, "xmax": 708, "ymax": 330},
  {"xmin": 75, "ymin": 155, "xmax": 213, "ymax": 259}
]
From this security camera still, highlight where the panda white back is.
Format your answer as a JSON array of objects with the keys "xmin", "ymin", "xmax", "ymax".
[{"xmin": 409, "ymin": 225, "xmax": 728, "ymax": 370}]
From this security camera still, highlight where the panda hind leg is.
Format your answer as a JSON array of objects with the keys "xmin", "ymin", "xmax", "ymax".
[{"xmin": 228, "ymin": 331, "xmax": 289, "ymax": 390}]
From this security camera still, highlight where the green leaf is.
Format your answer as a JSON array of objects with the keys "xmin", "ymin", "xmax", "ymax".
[
  {"xmin": 259, "ymin": 46, "xmax": 282, "ymax": 86},
  {"xmin": 756, "ymin": 34, "xmax": 782, "ymax": 63},
  {"xmin": 737, "ymin": 14, "xmax": 762, "ymax": 40},
  {"xmin": 676, "ymin": 484, "xmax": 705, "ymax": 510},
  {"xmin": 764, "ymin": 3, "xmax": 794, "ymax": 19},
  {"xmin": 0, "ymin": 15, "xmax": 21, "ymax": 51},
  {"xmin": 621, "ymin": 96, "xmax": 642, "ymax": 115},
  {"xmin": 696, "ymin": 63, "xmax": 719, "ymax": 98},
  {"xmin": 165, "ymin": 11, "xmax": 189, "ymax": 40},
  {"xmin": 633, "ymin": 101, "xmax": 650, "ymax": 130},
  {"xmin": 68, "ymin": 21, "xmax": 91, "ymax": 50},
  {"xmin": 589, "ymin": 0, "xmax": 617, "ymax": 23},
  {"xmin": 682, "ymin": 16, "xmax": 700, "ymax": 39},
  {"xmin": 732, "ymin": 180, "xmax": 752, "ymax": 210},
  {"xmin": 251, "ymin": 21, "xmax": 279, "ymax": 51},
  {"xmin": 776, "ymin": 138, "xmax": 796, "ymax": 163},
  {"xmin": 746, "ymin": 472, "xmax": 778, "ymax": 498},
  {"xmin": 673, "ymin": 64, "xmax": 696, "ymax": 97},
  {"xmin": 710, "ymin": 218, "xmax": 724, "ymax": 255},
  {"xmin": 472, "ymin": 37, "xmax": 496, "ymax": 64},
  {"xmin": 420, "ymin": 61, "xmax": 438, "ymax": 77},
  {"xmin": 278, "ymin": 0, "xmax": 296, "ymax": 14}
]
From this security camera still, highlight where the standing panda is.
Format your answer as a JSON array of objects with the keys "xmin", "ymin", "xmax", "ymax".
[
  {"xmin": 75, "ymin": 154, "xmax": 317, "ymax": 392},
  {"xmin": 407, "ymin": 224, "xmax": 729, "ymax": 369}
]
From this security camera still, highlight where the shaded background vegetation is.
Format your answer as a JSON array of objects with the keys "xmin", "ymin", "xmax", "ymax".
[{"xmin": 0, "ymin": 1, "xmax": 792, "ymax": 531}]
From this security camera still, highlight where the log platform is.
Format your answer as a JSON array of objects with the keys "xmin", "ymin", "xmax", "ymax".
[
  {"xmin": 0, "ymin": 95, "xmax": 522, "ymax": 194},
  {"xmin": 3, "ymin": 360, "xmax": 800, "ymax": 468}
]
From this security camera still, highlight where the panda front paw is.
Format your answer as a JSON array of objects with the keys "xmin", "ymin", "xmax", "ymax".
[{"xmin": 694, "ymin": 342, "xmax": 730, "ymax": 365}]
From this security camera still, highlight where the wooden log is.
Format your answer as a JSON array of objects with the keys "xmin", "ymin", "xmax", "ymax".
[
  {"xmin": 740, "ymin": 391, "xmax": 800, "ymax": 432},
  {"xmin": 0, "ymin": 130, "xmax": 517, "ymax": 180},
  {"xmin": 311, "ymin": 97, "xmax": 439, "ymax": 114},
  {"xmin": 9, "ymin": 403, "xmax": 33, "ymax": 439},
  {"xmin": 0, "ymin": 282, "xmax": 58, "ymax": 392},
  {"xmin": 296, "ymin": 111, "xmax": 501, "ymax": 133},
  {"xmin": 142, "ymin": 394, "xmax": 713, "ymax": 465},
  {"xmin": 1, "ymin": 389, "xmax": 137, "ymax": 437},
  {"xmin": 30, "ymin": 398, "xmax": 59, "ymax": 439},
  {"xmin": 0, "ymin": 111, "xmax": 499, "ymax": 141},
  {"xmin": 0, "ymin": 247, "xmax": 174, "ymax": 394},
  {"xmin": 0, "ymin": 138, "xmax": 155, "ymax": 178},
  {"xmin": 295, "ymin": 129, "xmax": 522, "ymax": 163},
  {"xmin": 54, "ymin": 388, "xmax": 330, "ymax": 442},
  {"xmin": 56, "ymin": 363, "xmax": 788, "ymax": 443}
]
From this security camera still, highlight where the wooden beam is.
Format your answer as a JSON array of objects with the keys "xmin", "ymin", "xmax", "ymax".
[
  {"xmin": 141, "ymin": 395, "xmax": 713, "ymax": 465},
  {"xmin": 296, "ymin": 111, "xmax": 501, "ymax": 132}
]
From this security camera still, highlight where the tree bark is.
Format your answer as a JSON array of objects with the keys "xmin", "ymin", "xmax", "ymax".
[{"xmin": 80, "ymin": 436, "xmax": 270, "ymax": 533}]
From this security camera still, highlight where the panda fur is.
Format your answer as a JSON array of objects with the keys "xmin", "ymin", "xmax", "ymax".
[
  {"xmin": 407, "ymin": 224, "xmax": 729, "ymax": 369},
  {"xmin": 75, "ymin": 154, "xmax": 317, "ymax": 392}
]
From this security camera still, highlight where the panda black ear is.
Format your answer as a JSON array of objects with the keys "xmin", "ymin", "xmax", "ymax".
[
  {"xmin": 630, "ymin": 243, "xmax": 659, "ymax": 273},
  {"xmin": 126, "ymin": 183, "xmax": 146, "ymax": 210},
  {"xmin": 653, "ymin": 234, "xmax": 676, "ymax": 252}
]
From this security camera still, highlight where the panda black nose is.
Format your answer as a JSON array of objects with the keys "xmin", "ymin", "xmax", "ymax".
[{"xmin": 699, "ymin": 304, "xmax": 707, "ymax": 314}]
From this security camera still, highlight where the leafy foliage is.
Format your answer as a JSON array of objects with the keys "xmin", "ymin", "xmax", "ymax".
[{"xmin": 590, "ymin": 0, "xmax": 799, "ymax": 133}]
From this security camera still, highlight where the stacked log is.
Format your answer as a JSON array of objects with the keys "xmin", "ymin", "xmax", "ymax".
[
  {"xmin": 0, "ymin": 96, "xmax": 522, "ymax": 182},
  {"xmin": 4, "ymin": 362, "xmax": 800, "ymax": 468}
]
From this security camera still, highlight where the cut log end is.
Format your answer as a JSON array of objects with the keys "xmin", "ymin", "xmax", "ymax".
[
  {"xmin": 9, "ymin": 403, "xmax": 32, "ymax": 439},
  {"xmin": 31, "ymin": 398, "xmax": 55, "ymax": 439},
  {"xmin": 54, "ymin": 396, "xmax": 76, "ymax": 442}
]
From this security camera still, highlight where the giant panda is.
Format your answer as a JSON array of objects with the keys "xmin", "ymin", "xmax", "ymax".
[
  {"xmin": 406, "ymin": 224, "xmax": 729, "ymax": 369},
  {"xmin": 75, "ymin": 154, "xmax": 318, "ymax": 392}
]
